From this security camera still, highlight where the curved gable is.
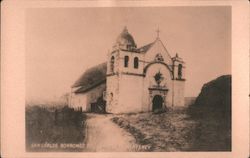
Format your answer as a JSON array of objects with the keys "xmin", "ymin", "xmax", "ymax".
[
  {"xmin": 144, "ymin": 62, "xmax": 173, "ymax": 79},
  {"xmin": 144, "ymin": 63, "xmax": 173, "ymax": 89},
  {"xmin": 144, "ymin": 39, "xmax": 173, "ymax": 68}
]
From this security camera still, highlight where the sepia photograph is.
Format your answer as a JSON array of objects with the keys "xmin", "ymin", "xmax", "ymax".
[
  {"xmin": 2, "ymin": 0, "xmax": 250, "ymax": 157},
  {"xmin": 25, "ymin": 6, "xmax": 232, "ymax": 152}
]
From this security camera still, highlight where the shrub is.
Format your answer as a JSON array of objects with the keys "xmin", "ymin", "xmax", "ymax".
[{"xmin": 26, "ymin": 105, "xmax": 87, "ymax": 151}]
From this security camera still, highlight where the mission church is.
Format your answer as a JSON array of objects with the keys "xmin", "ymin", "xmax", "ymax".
[{"xmin": 70, "ymin": 27, "xmax": 186, "ymax": 114}]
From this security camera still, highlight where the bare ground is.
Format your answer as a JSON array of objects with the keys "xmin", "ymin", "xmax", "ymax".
[
  {"xmin": 85, "ymin": 114, "xmax": 141, "ymax": 152},
  {"xmin": 85, "ymin": 108, "xmax": 230, "ymax": 152}
]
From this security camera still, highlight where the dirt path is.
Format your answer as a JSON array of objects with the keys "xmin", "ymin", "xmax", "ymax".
[{"xmin": 85, "ymin": 114, "xmax": 136, "ymax": 152}]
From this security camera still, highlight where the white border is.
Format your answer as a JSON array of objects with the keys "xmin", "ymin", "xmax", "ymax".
[{"xmin": 1, "ymin": 1, "xmax": 249, "ymax": 158}]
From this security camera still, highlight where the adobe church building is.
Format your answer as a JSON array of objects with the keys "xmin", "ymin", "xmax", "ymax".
[{"xmin": 70, "ymin": 27, "xmax": 186, "ymax": 114}]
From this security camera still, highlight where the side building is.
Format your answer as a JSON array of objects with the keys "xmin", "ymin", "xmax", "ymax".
[{"xmin": 70, "ymin": 63, "xmax": 107, "ymax": 112}]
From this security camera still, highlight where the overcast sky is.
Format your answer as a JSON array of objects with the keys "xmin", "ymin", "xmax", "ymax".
[{"xmin": 26, "ymin": 6, "xmax": 231, "ymax": 102}]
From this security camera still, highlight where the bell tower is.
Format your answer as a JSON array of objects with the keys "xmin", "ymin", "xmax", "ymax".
[
  {"xmin": 172, "ymin": 53, "xmax": 186, "ymax": 107},
  {"xmin": 106, "ymin": 27, "xmax": 144, "ymax": 113},
  {"xmin": 172, "ymin": 53, "xmax": 185, "ymax": 80}
]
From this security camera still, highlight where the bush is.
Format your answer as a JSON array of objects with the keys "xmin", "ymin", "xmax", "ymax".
[
  {"xmin": 188, "ymin": 75, "xmax": 231, "ymax": 151},
  {"xmin": 26, "ymin": 105, "xmax": 87, "ymax": 152},
  {"xmin": 189, "ymin": 75, "xmax": 231, "ymax": 118}
]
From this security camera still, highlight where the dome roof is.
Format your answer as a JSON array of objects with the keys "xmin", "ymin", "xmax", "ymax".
[{"xmin": 114, "ymin": 27, "xmax": 137, "ymax": 50}]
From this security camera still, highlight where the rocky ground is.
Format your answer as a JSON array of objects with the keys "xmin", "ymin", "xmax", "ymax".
[
  {"xmin": 111, "ymin": 108, "xmax": 197, "ymax": 151},
  {"xmin": 111, "ymin": 107, "xmax": 231, "ymax": 151}
]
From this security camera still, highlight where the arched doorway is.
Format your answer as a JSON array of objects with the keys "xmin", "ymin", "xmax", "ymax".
[
  {"xmin": 152, "ymin": 95, "xmax": 163, "ymax": 112},
  {"xmin": 91, "ymin": 96, "xmax": 106, "ymax": 113}
]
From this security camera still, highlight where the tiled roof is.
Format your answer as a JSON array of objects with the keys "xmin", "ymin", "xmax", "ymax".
[
  {"xmin": 137, "ymin": 42, "xmax": 155, "ymax": 53},
  {"xmin": 72, "ymin": 62, "xmax": 107, "ymax": 92},
  {"xmin": 74, "ymin": 79, "xmax": 106, "ymax": 93}
]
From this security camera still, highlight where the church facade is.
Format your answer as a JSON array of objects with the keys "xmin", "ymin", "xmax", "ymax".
[{"xmin": 70, "ymin": 27, "xmax": 186, "ymax": 114}]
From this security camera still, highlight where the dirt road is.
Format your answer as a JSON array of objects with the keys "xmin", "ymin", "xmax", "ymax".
[{"xmin": 85, "ymin": 114, "xmax": 136, "ymax": 152}]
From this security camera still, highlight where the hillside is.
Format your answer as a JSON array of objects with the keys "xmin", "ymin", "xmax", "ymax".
[
  {"xmin": 190, "ymin": 75, "xmax": 231, "ymax": 118},
  {"xmin": 189, "ymin": 75, "xmax": 231, "ymax": 151}
]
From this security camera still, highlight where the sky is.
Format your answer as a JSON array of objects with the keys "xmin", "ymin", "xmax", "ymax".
[{"xmin": 26, "ymin": 6, "xmax": 231, "ymax": 102}]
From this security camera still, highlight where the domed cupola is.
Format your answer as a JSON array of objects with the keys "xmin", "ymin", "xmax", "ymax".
[{"xmin": 113, "ymin": 27, "xmax": 137, "ymax": 51}]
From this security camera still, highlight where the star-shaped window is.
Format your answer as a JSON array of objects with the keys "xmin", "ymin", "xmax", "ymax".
[{"xmin": 154, "ymin": 71, "xmax": 164, "ymax": 85}]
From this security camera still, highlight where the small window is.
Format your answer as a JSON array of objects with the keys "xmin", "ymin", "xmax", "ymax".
[
  {"xmin": 110, "ymin": 92, "xmax": 113, "ymax": 101},
  {"xmin": 110, "ymin": 56, "xmax": 115, "ymax": 72},
  {"xmin": 178, "ymin": 64, "xmax": 182, "ymax": 79},
  {"xmin": 134, "ymin": 57, "xmax": 139, "ymax": 69},
  {"xmin": 124, "ymin": 56, "xmax": 129, "ymax": 67}
]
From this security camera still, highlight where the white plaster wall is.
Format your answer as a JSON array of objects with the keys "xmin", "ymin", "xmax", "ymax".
[
  {"xmin": 117, "ymin": 74, "xmax": 144, "ymax": 113},
  {"xmin": 118, "ymin": 51, "xmax": 144, "ymax": 74},
  {"xmin": 106, "ymin": 50, "xmax": 145, "ymax": 114},
  {"xmin": 173, "ymin": 80, "xmax": 185, "ymax": 106},
  {"xmin": 106, "ymin": 75, "xmax": 119, "ymax": 113},
  {"xmin": 70, "ymin": 93, "xmax": 87, "ymax": 111}
]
